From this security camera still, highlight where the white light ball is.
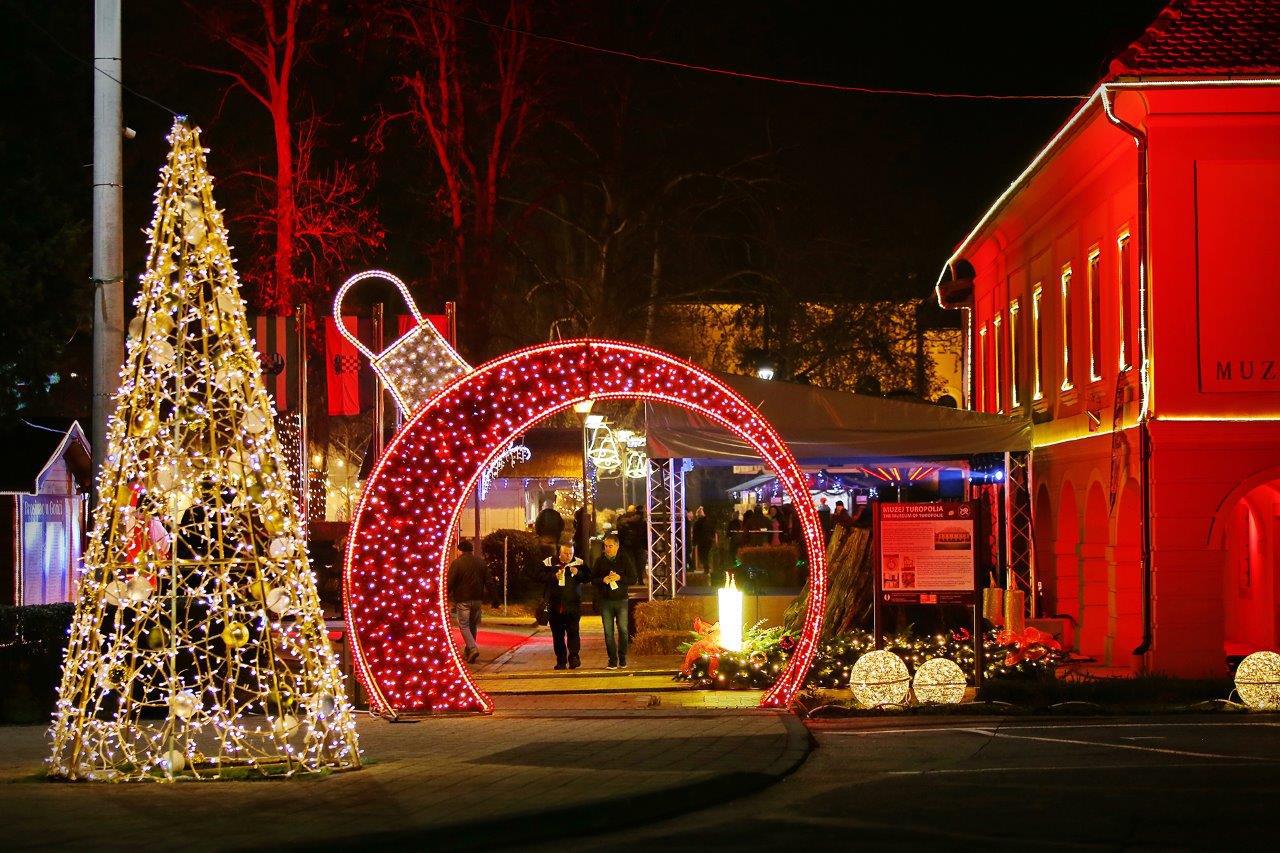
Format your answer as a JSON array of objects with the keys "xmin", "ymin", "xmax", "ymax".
[
  {"xmin": 912, "ymin": 657, "xmax": 968, "ymax": 705},
  {"xmin": 314, "ymin": 693, "xmax": 337, "ymax": 717},
  {"xmin": 124, "ymin": 575, "xmax": 153, "ymax": 604},
  {"xmin": 1235, "ymin": 651, "xmax": 1280, "ymax": 710},
  {"xmin": 265, "ymin": 587, "xmax": 292, "ymax": 616},
  {"xmin": 149, "ymin": 339, "xmax": 175, "ymax": 366},
  {"xmin": 171, "ymin": 690, "xmax": 199, "ymax": 720},
  {"xmin": 242, "ymin": 409, "xmax": 268, "ymax": 434},
  {"xmin": 850, "ymin": 650, "xmax": 911, "ymax": 708},
  {"xmin": 268, "ymin": 536, "xmax": 294, "ymax": 560},
  {"xmin": 160, "ymin": 750, "xmax": 186, "ymax": 774},
  {"xmin": 103, "ymin": 580, "xmax": 128, "ymax": 606},
  {"xmin": 215, "ymin": 289, "xmax": 239, "ymax": 315},
  {"xmin": 272, "ymin": 714, "xmax": 300, "ymax": 738}
]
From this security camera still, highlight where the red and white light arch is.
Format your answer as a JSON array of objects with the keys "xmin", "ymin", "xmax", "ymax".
[{"xmin": 343, "ymin": 339, "xmax": 828, "ymax": 714}]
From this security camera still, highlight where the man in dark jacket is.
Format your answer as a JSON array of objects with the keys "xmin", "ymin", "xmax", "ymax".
[
  {"xmin": 447, "ymin": 540, "xmax": 489, "ymax": 664},
  {"xmin": 534, "ymin": 501, "xmax": 565, "ymax": 546},
  {"xmin": 539, "ymin": 542, "xmax": 586, "ymax": 669},
  {"xmin": 592, "ymin": 532, "xmax": 637, "ymax": 669}
]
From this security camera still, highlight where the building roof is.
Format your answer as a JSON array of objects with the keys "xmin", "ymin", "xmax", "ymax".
[
  {"xmin": 1108, "ymin": 0, "xmax": 1280, "ymax": 79},
  {"xmin": 0, "ymin": 419, "xmax": 91, "ymax": 494}
]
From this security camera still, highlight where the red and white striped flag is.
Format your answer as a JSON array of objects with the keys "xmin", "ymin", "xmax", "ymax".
[
  {"xmin": 251, "ymin": 314, "xmax": 299, "ymax": 411},
  {"xmin": 325, "ymin": 315, "xmax": 376, "ymax": 416}
]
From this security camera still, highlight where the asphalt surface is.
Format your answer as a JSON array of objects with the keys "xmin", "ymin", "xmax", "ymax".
[{"xmin": 544, "ymin": 714, "xmax": 1280, "ymax": 851}]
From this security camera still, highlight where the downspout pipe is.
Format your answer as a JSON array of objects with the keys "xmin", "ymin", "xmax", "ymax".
[{"xmin": 1100, "ymin": 86, "xmax": 1153, "ymax": 662}]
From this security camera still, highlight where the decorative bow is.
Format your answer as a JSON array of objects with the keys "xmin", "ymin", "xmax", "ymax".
[{"xmin": 995, "ymin": 626, "xmax": 1061, "ymax": 665}]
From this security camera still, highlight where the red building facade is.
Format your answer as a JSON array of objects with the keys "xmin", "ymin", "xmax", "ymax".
[{"xmin": 938, "ymin": 1, "xmax": 1280, "ymax": 676}]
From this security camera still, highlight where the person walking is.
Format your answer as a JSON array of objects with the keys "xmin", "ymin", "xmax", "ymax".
[
  {"xmin": 592, "ymin": 532, "xmax": 637, "ymax": 669},
  {"xmin": 539, "ymin": 542, "xmax": 587, "ymax": 669},
  {"xmin": 535, "ymin": 500, "xmax": 565, "ymax": 547},
  {"xmin": 447, "ymin": 539, "xmax": 489, "ymax": 664},
  {"xmin": 691, "ymin": 506, "xmax": 714, "ymax": 574}
]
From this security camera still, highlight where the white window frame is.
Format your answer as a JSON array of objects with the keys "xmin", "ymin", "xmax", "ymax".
[
  {"xmin": 1087, "ymin": 249, "xmax": 1103, "ymax": 382},
  {"xmin": 1117, "ymin": 231, "xmax": 1133, "ymax": 371},
  {"xmin": 1060, "ymin": 265, "xmax": 1074, "ymax": 392},
  {"xmin": 1009, "ymin": 298, "xmax": 1021, "ymax": 409},
  {"xmin": 1032, "ymin": 285, "xmax": 1044, "ymax": 401}
]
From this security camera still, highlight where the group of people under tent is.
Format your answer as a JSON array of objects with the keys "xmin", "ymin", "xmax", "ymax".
[{"xmin": 446, "ymin": 530, "xmax": 639, "ymax": 671}]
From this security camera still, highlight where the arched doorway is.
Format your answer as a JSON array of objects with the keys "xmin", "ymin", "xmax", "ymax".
[
  {"xmin": 343, "ymin": 340, "xmax": 828, "ymax": 715},
  {"xmin": 1219, "ymin": 478, "xmax": 1280, "ymax": 655},
  {"xmin": 1080, "ymin": 483, "xmax": 1109, "ymax": 661},
  {"xmin": 1111, "ymin": 481, "xmax": 1142, "ymax": 667},
  {"xmin": 1052, "ymin": 482, "xmax": 1080, "ymax": 643}
]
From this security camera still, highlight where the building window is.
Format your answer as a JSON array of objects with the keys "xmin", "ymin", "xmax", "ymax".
[
  {"xmin": 1032, "ymin": 285, "xmax": 1044, "ymax": 400},
  {"xmin": 977, "ymin": 324, "xmax": 988, "ymax": 412},
  {"xmin": 993, "ymin": 314, "xmax": 1004, "ymax": 413},
  {"xmin": 1060, "ymin": 265, "xmax": 1074, "ymax": 391},
  {"xmin": 1087, "ymin": 250, "xmax": 1102, "ymax": 382},
  {"xmin": 1009, "ymin": 299, "xmax": 1021, "ymax": 408},
  {"xmin": 1118, "ymin": 232, "xmax": 1134, "ymax": 371}
]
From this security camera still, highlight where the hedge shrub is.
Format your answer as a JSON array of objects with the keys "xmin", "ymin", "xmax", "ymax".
[{"xmin": 0, "ymin": 603, "xmax": 74, "ymax": 724}]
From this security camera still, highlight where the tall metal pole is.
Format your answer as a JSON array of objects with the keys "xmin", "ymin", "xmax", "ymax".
[
  {"xmin": 92, "ymin": 0, "xmax": 125, "ymax": 502},
  {"xmin": 296, "ymin": 303, "xmax": 310, "ymax": 532},
  {"xmin": 372, "ymin": 302, "xmax": 385, "ymax": 459}
]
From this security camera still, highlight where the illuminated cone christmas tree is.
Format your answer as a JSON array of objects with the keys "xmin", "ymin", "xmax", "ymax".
[{"xmin": 48, "ymin": 120, "xmax": 359, "ymax": 781}]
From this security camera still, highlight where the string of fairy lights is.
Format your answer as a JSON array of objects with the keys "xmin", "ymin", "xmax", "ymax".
[{"xmin": 47, "ymin": 120, "xmax": 359, "ymax": 782}]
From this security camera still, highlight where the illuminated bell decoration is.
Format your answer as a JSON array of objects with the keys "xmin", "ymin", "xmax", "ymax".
[
  {"xmin": 912, "ymin": 657, "xmax": 967, "ymax": 705},
  {"xmin": 146, "ymin": 626, "xmax": 167, "ymax": 650},
  {"xmin": 222, "ymin": 621, "xmax": 250, "ymax": 649},
  {"xmin": 332, "ymin": 269, "xmax": 472, "ymax": 418},
  {"xmin": 262, "ymin": 511, "xmax": 286, "ymax": 535},
  {"xmin": 1234, "ymin": 651, "xmax": 1280, "ymax": 710},
  {"xmin": 850, "ymin": 650, "xmax": 911, "ymax": 708}
]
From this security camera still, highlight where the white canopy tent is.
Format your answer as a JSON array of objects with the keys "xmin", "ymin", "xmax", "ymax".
[{"xmin": 645, "ymin": 372, "xmax": 1031, "ymax": 464}]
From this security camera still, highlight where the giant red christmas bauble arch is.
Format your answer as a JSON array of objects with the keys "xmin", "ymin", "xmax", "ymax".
[{"xmin": 343, "ymin": 339, "xmax": 828, "ymax": 714}]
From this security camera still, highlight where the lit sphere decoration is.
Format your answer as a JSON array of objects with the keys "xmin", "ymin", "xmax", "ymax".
[
  {"xmin": 344, "ymin": 338, "xmax": 829, "ymax": 715},
  {"xmin": 1235, "ymin": 651, "xmax": 1280, "ymax": 710},
  {"xmin": 912, "ymin": 657, "xmax": 967, "ymax": 705},
  {"xmin": 850, "ymin": 650, "xmax": 911, "ymax": 708}
]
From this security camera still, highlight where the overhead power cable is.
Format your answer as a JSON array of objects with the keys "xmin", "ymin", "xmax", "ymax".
[
  {"xmin": 397, "ymin": 0, "xmax": 1087, "ymax": 101},
  {"xmin": 9, "ymin": 2, "xmax": 181, "ymax": 117}
]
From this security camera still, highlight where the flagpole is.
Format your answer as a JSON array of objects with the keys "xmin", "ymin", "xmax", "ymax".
[
  {"xmin": 372, "ymin": 302, "xmax": 385, "ymax": 461},
  {"xmin": 296, "ymin": 302, "xmax": 310, "ymax": 535}
]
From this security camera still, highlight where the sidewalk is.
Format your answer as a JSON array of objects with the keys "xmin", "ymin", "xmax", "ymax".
[{"xmin": 0, "ymin": 708, "xmax": 809, "ymax": 851}]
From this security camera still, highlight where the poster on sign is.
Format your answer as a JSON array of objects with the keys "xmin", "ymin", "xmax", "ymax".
[
  {"xmin": 872, "ymin": 499, "xmax": 984, "ymax": 687},
  {"xmin": 874, "ymin": 501, "xmax": 978, "ymax": 605}
]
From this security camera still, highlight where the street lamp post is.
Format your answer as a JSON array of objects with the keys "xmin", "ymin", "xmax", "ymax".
[{"xmin": 572, "ymin": 399, "xmax": 595, "ymax": 559}]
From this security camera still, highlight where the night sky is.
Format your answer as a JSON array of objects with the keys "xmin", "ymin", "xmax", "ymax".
[{"xmin": 7, "ymin": 1, "xmax": 1169, "ymax": 304}]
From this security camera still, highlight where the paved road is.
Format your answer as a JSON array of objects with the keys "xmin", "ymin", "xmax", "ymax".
[
  {"xmin": 549, "ymin": 715, "xmax": 1280, "ymax": 851},
  {"xmin": 0, "ymin": 707, "xmax": 807, "ymax": 852}
]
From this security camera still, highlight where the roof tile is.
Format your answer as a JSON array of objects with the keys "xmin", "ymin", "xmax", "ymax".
[{"xmin": 1108, "ymin": 0, "xmax": 1280, "ymax": 78}]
